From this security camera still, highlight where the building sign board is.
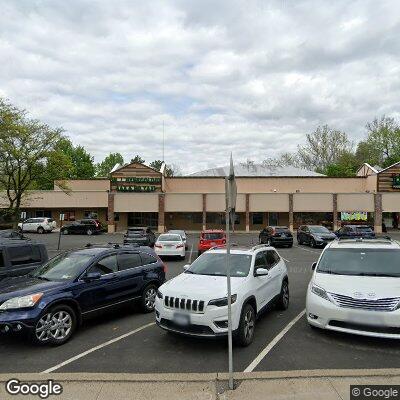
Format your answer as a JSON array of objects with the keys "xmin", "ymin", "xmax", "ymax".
[
  {"xmin": 341, "ymin": 212, "xmax": 368, "ymax": 221},
  {"xmin": 392, "ymin": 175, "xmax": 400, "ymax": 189}
]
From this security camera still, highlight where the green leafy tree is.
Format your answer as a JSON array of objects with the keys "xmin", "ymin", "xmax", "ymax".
[
  {"xmin": 149, "ymin": 159, "xmax": 176, "ymax": 176},
  {"xmin": 0, "ymin": 99, "xmax": 62, "ymax": 224},
  {"xmin": 96, "ymin": 152, "xmax": 124, "ymax": 177},
  {"xmin": 130, "ymin": 155, "xmax": 145, "ymax": 164}
]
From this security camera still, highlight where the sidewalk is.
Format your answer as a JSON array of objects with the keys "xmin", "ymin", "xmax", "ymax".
[{"xmin": 0, "ymin": 370, "xmax": 399, "ymax": 400}]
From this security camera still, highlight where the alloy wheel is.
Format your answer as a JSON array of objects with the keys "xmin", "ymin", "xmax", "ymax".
[
  {"xmin": 243, "ymin": 308, "xmax": 255, "ymax": 341},
  {"xmin": 35, "ymin": 311, "xmax": 72, "ymax": 343},
  {"xmin": 145, "ymin": 287, "xmax": 157, "ymax": 310},
  {"xmin": 282, "ymin": 283, "xmax": 289, "ymax": 308}
]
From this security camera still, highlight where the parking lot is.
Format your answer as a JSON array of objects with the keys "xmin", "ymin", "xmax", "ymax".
[{"xmin": 1, "ymin": 231, "xmax": 400, "ymax": 374}]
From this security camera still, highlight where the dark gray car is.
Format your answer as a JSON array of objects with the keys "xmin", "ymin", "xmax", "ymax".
[{"xmin": 123, "ymin": 227, "xmax": 156, "ymax": 247}]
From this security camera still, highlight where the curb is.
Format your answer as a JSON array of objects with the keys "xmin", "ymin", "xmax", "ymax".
[{"xmin": 0, "ymin": 369, "xmax": 399, "ymax": 383}]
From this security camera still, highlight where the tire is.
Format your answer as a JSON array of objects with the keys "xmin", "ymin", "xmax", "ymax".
[
  {"xmin": 141, "ymin": 284, "xmax": 158, "ymax": 313},
  {"xmin": 62, "ymin": 229, "xmax": 68, "ymax": 235},
  {"xmin": 234, "ymin": 303, "xmax": 256, "ymax": 347},
  {"xmin": 276, "ymin": 280, "xmax": 289, "ymax": 310},
  {"xmin": 310, "ymin": 239, "xmax": 316, "ymax": 248},
  {"xmin": 32, "ymin": 304, "xmax": 76, "ymax": 346},
  {"xmin": 86, "ymin": 229, "xmax": 93, "ymax": 236},
  {"xmin": 287, "ymin": 243, "xmax": 293, "ymax": 248},
  {"xmin": 180, "ymin": 254, "xmax": 185, "ymax": 260},
  {"xmin": 37, "ymin": 227, "xmax": 45, "ymax": 234}
]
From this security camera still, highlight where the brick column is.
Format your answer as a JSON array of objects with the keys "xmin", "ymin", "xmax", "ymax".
[
  {"xmin": 374, "ymin": 193, "xmax": 382, "ymax": 234},
  {"xmin": 333, "ymin": 193, "xmax": 338, "ymax": 231},
  {"xmin": 202, "ymin": 194, "xmax": 207, "ymax": 231},
  {"xmin": 245, "ymin": 194, "xmax": 250, "ymax": 232},
  {"xmin": 158, "ymin": 193, "xmax": 165, "ymax": 233},
  {"xmin": 107, "ymin": 192, "xmax": 115, "ymax": 233},
  {"xmin": 289, "ymin": 194, "xmax": 294, "ymax": 232}
]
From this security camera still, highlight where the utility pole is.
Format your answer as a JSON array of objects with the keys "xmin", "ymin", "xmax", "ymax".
[{"xmin": 162, "ymin": 120, "xmax": 165, "ymax": 162}]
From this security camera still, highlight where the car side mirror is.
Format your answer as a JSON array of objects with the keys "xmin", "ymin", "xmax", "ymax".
[
  {"xmin": 255, "ymin": 267, "xmax": 269, "ymax": 277},
  {"xmin": 183, "ymin": 264, "xmax": 190, "ymax": 271},
  {"xmin": 84, "ymin": 272, "xmax": 102, "ymax": 281},
  {"xmin": 311, "ymin": 262, "xmax": 317, "ymax": 271}
]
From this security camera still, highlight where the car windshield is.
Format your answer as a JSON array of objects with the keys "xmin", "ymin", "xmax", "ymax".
[
  {"xmin": 186, "ymin": 253, "xmax": 252, "ymax": 277},
  {"xmin": 158, "ymin": 234, "xmax": 181, "ymax": 242},
  {"xmin": 275, "ymin": 227, "xmax": 289, "ymax": 232},
  {"xmin": 127, "ymin": 229, "xmax": 145, "ymax": 236},
  {"xmin": 309, "ymin": 226, "xmax": 330, "ymax": 234},
  {"xmin": 203, "ymin": 233, "xmax": 223, "ymax": 240},
  {"xmin": 317, "ymin": 248, "xmax": 400, "ymax": 277},
  {"xmin": 31, "ymin": 252, "xmax": 94, "ymax": 281},
  {"xmin": 356, "ymin": 226, "xmax": 373, "ymax": 232}
]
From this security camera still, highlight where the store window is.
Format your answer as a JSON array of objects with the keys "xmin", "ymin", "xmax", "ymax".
[
  {"xmin": 114, "ymin": 213, "xmax": 120, "ymax": 222},
  {"xmin": 252, "ymin": 213, "xmax": 263, "ymax": 225},
  {"xmin": 84, "ymin": 210, "xmax": 98, "ymax": 219},
  {"xmin": 35, "ymin": 210, "xmax": 52, "ymax": 218},
  {"xmin": 61, "ymin": 211, "xmax": 76, "ymax": 221}
]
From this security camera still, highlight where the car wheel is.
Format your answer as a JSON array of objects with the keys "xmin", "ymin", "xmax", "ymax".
[
  {"xmin": 141, "ymin": 284, "xmax": 158, "ymax": 313},
  {"xmin": 62, "ymin": 229, "xmax": 68, "ymax": 235},
  {"xmin": 234, "ymin": 303, "xmax": 256, "ymax": 347},
  {"xmin": 37, "ymin": 227, "xmax": 45, "ymax": 234},
  {"xmin": 33, "ymin": 305, "xmax": 76, "ymax": 346},
  {"xmin": 86, "ymin": 229, "xmax": 93, "ymax": 236},
  {"xmin": 180, "ymin": 254, "xmax": 185, "ymax": 260},
  {"xmin": 310, "ymin": 239, "xmax": 316, "ymax": 248},
  {"xmin": 276, "ymin": 280, "xmax": 289, "ymax": 310}
]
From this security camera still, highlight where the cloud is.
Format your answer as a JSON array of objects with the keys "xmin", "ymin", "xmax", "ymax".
[{"xmin": 0, "ymin": 0, "xmax": 399, "ymax": 173}]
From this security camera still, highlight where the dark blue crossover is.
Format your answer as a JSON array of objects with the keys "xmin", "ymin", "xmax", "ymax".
[{"xmin": 0, "ymin": 244, "xmax": 166, "ymax": 345}]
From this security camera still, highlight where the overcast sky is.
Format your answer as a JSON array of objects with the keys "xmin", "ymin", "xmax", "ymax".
[{"xmin": 1, "ymin": 0, "xmax": 399, "ymax": 173}]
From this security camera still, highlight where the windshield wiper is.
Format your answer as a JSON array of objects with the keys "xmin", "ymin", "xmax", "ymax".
[
  {"xmin": 35, "ymin": 276, "xmax": 50, "ymax": 281},
  {"xmin": 354, "ymin": 273, "xmax": 400, "ymax": 277},
  {"xmin": 184, "ymin": 270, "xmax": 195, "ymax": 274}
]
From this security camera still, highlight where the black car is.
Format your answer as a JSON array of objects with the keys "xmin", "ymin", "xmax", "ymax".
[
  {"xmin": 259, "ymin": 226, "xmax": 293, "ymax": 247},
  {"xmin": 123, "ymin": 227, "xmax": 156, "ymax": 247},
  {"xmin": 0, "ymin": 244, "xmax": 166, "ymax": 345},
  {"xmin": 335, "ymin": 225, "xmax": 376, "ymax": 239},
  {"xmin": 0, "ymin": 239, "xmax": 48, "ymax": 280},
  {"xmin": 0, "ymin": 230, "xmax": 24, "ymax": 239},
  {"xmin": 297, "ymin": 225, "xmax": 337, "ymax": 247},
  {"xmin": 61, "ymin": 219, "xmax": 103, "ymax": 236}
]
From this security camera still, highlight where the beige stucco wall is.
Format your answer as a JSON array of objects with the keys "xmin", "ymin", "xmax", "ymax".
[
  {"xmin": 249, "ymin": 194, "xmax": 289, "ymax": 212},
  {"xmin": 114, "ymin": 193, "xmax": 158, "ymax": 212},
  {"xmin": 206, "ymin": 194, "xmax": 226, "ymax": 212},
  {"xmin": 165, "ymin": 194, "xmax": 203, "ymax": 212},
  {"xmin": 0, "ymin": 191, "xmax": 108, "ymax": 208},
  {"xmin": 165, "ymin": 177, "xmax": 367, "ymax": 193},
  {"xmin": 382, "ymin": 193, "xmax": 400, "ymax": 212},
  {"xmin": 365, "ymin": 175, "xmax": 377, "ymax": 192},
  {"xmin": 337, "ymin": 193, "xmax": 375, "ymax": 212},
  {"xmin": 54, "ymin": 180, "xmax": 110, "ymax": 191},
  {"xmin": 293, "ymin": 193, "xmax": 333, "ymax": 212}
]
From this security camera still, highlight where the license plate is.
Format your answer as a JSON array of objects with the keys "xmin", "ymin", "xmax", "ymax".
[
  {"xmin": 281, "ymin": 233, "xmax": 286, "ymax": 237},
  {"xmin": 173, "ymin": 313, "xmax": 190, "ymax": 326},
  {"xmin": 210, "ymin": 242, "xmax": 216, "ymax": 246}
]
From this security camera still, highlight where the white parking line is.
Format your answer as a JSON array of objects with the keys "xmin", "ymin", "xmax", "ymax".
[
  {"xmin": 293, "ymin": 245, "xmax": 320, "ymax": 254},
  {"xmin": 41, "ymin": 322, "xmax": 155, "ymax": 374},
  {"xmin": 244, "ymin": 309, "xmax": 305, "ymax": 373}
]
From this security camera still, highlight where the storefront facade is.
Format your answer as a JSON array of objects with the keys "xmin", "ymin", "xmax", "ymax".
[{"xmin": 2, "ymin": 161, "xmax": 400, "ymax": 233}]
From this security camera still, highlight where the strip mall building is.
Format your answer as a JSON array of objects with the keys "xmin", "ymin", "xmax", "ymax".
[{"xmin": 4, "ymin": 161, "xmax": 400, "ymax": 233}]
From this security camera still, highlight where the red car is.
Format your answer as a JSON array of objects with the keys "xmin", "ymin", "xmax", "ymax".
[{"xmin": 197, "ymin": 229, "xmax": 226, "ymax": 256}]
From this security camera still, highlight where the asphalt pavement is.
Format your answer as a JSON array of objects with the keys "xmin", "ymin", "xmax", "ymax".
[{"xmin": 0, "ymin": 231, "xmax": 400, "ymax": 375}]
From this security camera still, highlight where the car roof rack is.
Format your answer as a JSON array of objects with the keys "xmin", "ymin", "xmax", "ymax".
[
  {"xmin": 209, "ymin": 243, "xmax": 239, "ymax": 250},
  {"xmin": 250, "ymin": 243, "xmax": 271, "ymax": 251},
  {"xmin": 336, "ymin": 237, "xmax": 393, "ymax": 244}
]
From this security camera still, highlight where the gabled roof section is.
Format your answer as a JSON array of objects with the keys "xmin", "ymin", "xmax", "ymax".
[
  {"xmin": 110, "ymin": 162, "xmax": 162, "ymax": 176},
  {"xmin": 377, "ymin": 160, "xmax": 400, "ymax": 174},
  {"xmin": 356, "ymin": 163, "xmax": 380, "ymax": 176}
]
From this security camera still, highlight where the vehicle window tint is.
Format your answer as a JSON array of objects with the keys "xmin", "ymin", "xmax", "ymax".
[
  {"xmin": 8, "ymin": 246, "xmax": 41, "ymax": 266},
  {"xmin": 265, "ymin": 250, "xmax": 279, "ymax": 269},
  {"xmin": 141, "ymin": 253, "xmax": 157, "ymax": 265},
  {"xmin": 203, "ymin": 233, "xmax": 223, "ymax": 240},
  {"xmin": 118, "ymin": 253, "xmax": 142, "ymax": 271},
  {"xmin": 254, "ymin": 252, "xmax": 267, "ymax": 268},
  {"xmin": 0, "ymin": 251, "xmax": 4, "ymax": 268},
  {"xmin": 90, "ymin": 255, "xmax": 118, "ymax": 275}
]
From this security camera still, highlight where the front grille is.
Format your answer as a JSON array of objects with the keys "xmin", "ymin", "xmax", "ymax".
[
  {"xmin": 330, "ymin": 293, "xmax": 400, "ymax": 312},
  {"xmin": 329, "ymin": 320, "xmax": 400, "ymax": 335},
  {"xmin": 164, "ymin": 296, "xmax": 205, "ymax": 313}
]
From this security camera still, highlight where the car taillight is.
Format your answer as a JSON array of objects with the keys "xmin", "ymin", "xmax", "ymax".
[
  {"xmin": 176, "ymin": 244, "xmax": 184, "ymax": 248},
  {"xmin": 200, "ymin": 239, "xmax": 204, "ymax": 244},
  {"xmin": 222, "ymin": 239, "xmax": 226, "ymax": 244}
]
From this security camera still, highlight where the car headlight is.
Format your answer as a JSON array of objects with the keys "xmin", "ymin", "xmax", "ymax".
[
  {"xmin": 0, "ymin": 293, "xmax": 43, "ymax": 311},
  {"xmin": 208, "ymin": 294, "xmax": 237, "ymax": 307},
  {"xmin": 156, "ymin": 290, "xmax": 163, "ymax": 300},
  {"xmin": 311, "ymin": 285, "xmax": 331, "ymax": 302}
]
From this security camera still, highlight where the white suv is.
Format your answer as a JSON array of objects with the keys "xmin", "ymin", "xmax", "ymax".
[
  {"xmin": 18, "ymin": 217, "xmax": 56, "ymax": 234},
  {"xmin": 307, "ymin": 238, "xmax": 400, "ymax": 339},
  {"xmin": 155, "ymin": 245, "xmax": 289, "ymax": 346}
]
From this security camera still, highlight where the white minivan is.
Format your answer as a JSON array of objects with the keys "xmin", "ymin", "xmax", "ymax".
[{"xmin": 307, "ymin": 238, "xmax": 400, "ymax": 339}]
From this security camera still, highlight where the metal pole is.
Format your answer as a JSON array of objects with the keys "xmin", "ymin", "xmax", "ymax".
[
  {"xmin": 225, "ymin": 177, "xmax": 234, "ymax": 390},
  {"xmin": 57, "ymin": 219, "xmax": 63, "ymax": 250}
]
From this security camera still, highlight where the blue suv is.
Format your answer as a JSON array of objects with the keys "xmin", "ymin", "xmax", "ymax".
[{"xmin": 0, "ymin": 244, "xmax": 166, "ymax": 346}]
